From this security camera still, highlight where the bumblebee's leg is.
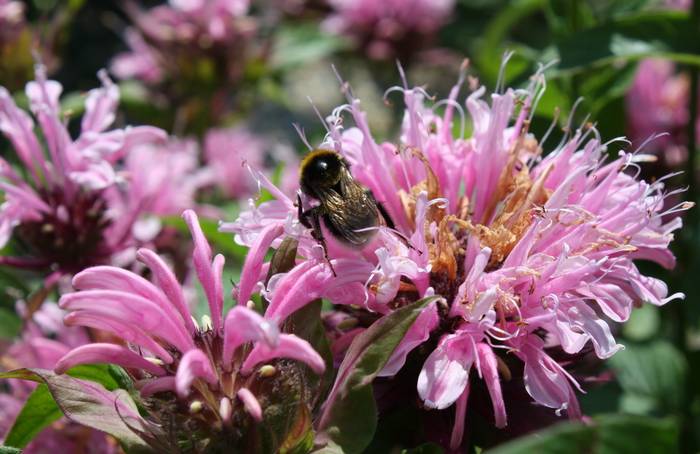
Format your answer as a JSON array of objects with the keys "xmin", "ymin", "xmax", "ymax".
[
  {"xmin": 368, "ymin": 190, "xmax": 420, "ymax": 253},
  {"xmin": 297, "ymin": 194, "xmax": 312, "ymax": 228},
  {"xmin": 300, "ymin": 203, "xmax": 337, "ymax": 276}
]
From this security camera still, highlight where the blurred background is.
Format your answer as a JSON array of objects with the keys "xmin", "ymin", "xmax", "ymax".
[{"xmin": 0, "ymin": 0, "xmax": 699, "ymax": 451}]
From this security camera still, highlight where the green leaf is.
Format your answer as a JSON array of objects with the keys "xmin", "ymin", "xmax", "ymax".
[
  {"xmin": 263, "ymin": 237, "xmax": 300, "ymax": 311},
  {"xmin": 0, "ymin": 446, "xmax": 22, "ymax": 454},
  {"xmin": 0, "ymin": 368, "xmax": 149, "ymax": 450},
  {"xmin": 555, "ymin": 11, "xmax": 700, "ymax": 73},
  {"xmin": 271, "ymin": 25, "xmax": 348, "ymax": 71},
  {"xmin": 65, "ymin": 364, "xmax": 120, "ymax": 391},
  {"xmin": 0, "ymin": 307, "xmax": 21, "ymax": 340},
  {"xmin": 60, "ymin": 91, "xmax": 86, "ymax": 118},
  {"xmin": 622, "ymin": 304, "xmax": 660, "ymax": 341},
  {"xmin": 475, "ymin": 0, "xmax": 547, "ymax": 85},
  {"xmin": 316, "ymin": 296, "xmax": 439, "ymax": 454},
  {"xmin": 609, "ymin": 340, "xmax": 687, "ymax": 413},
  {"xmin": 578, "ymin": 61, "xmax": 638, "ymax": 114},
  {"xmin": 4, "ymin": 385, "xmax": 62, "ymax": 448},
  {"xmin": 108, "ymin": 364, "xmax": 135, "ymax": 391},
  {"xmin": 488, "ymin": 414, "xmax": 678, "ymax": 454}
]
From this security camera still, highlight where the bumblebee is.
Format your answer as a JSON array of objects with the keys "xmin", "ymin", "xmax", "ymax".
[{"xmin": 297, "ymin": 149, "xmax": 397, "ymax": 274}]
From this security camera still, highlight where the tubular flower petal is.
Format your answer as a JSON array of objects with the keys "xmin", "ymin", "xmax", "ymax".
[
  {"xmin": 176, "ymin": 349, "xmax": 218, "ymax": 397},
  {"xmin": 55, "ymin": 343, "xmax": 166, "ymax": 376},
  {"xmin": 242, "ymin": 334, "xmax": 326, "ymax": 375},
  {"xmin": 237, "ymin": 387, "xmax": 263, "ymax": 422},
  {"xmin": 183, "ymin": 209, "xmax": 222, "ymax": 331},
  {"xmin": 223, "ymin": 305, "xmax": 280, "ymax": 366}
]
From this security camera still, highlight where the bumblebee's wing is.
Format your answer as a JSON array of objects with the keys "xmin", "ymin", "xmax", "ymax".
[{"xmin": 323, "ymin": 179, "xmax": 379, "ymax": 245}]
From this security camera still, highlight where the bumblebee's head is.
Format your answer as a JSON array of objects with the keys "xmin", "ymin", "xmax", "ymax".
[{"xmin": 300, "ymin": 149, "xmax": 345, "ymax": 196}]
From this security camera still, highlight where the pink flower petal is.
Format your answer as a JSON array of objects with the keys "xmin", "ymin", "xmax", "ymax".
[
  {"xmin": 241, "ymin": 334, "xmax": 325, "ymax": 375},
  {"xmin": 60, "ymin": 290, "xmax": 194, "ymax": 353},
  {"xmin": 417, "ymin": 334, "xmax": 476, "ymax": 409},
  {"xmin": 55, "ymin": 343, "xmax": 166, "ymax": 376},
  {"xmin": 379, "ymin": 301, "xmax": 438, "ymax": 377},
  {"xmin": 237, "ymin": 223, "xmax": 284, "ymax": 306},
  {"xmin": 476, "ymin": 343, "xmax": 506, "ymax": 428},
  {"xmin": 175, "ymin": 349, "xmax": 217, "ymax": 397},
  {"xmin": 0, "ymin": 87, "xmax": 49, "ymax": 182},
  {"xmin": 138, "ymin": 376, "xmax": 176, "ymax": 397},
  {"xmin": 137, "ymin": 248, "xmax": 196, "ymax": 334},
  {"xmin": 81, "ymin": 70, "xmax": 119, "ymax": 134},
  {"xmin": 266, "ymin": 259, "xmax": 374, "ymax": 323},
  {"xmin": 222, "ymin": 306, "xmax": 279, "ymax": 367},
  {"xmin": 183, "ymin": 209, "xmax": 222, "ymax": 331},
  {"xmin": 520, "ymin": 340, "xmax": 582, "ymax": 418},
  {"xmin": 449, "ymin": 383, "xmax": 470, "ymax": 451},
  {"xmin": 64, "ymin": 311, "xmax": 173, "ymax": 363},
  {"xmin": 73, "ymin": 266, "xmax": 191, "ymax": 336},
  {"xmin": 237, "ymin": 387, "xmax": 262, "ymax": 422}
]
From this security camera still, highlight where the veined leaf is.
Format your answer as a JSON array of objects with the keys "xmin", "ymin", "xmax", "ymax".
[
  {"xmin": 487, "ymin": 414, "xmax": 678, "ymax": 453},
  {"xmin": 3, "ymin": 384, "xmax": 62, "ymax": 448},
  {"xmin": 316, "ymin": 296, "xmax": 439, "ymax": 454},
  {"xmin": 0, "ymin": 368, "xmax": 148, "ymax": 451}
]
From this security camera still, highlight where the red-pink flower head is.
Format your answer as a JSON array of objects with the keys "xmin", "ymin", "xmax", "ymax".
[
  {"xmin": 324, "ymin": 0, "xmax": 455, "ymax": 60},
  {"xmin": 117, "ymin": 137, "xmax": 210, "ymax": 244},
  {"xmin": 55, "ymin": 210, "xmax": 324, "ymax": 450},
  {"xmin": 0, "ymin": 65, "xmax": 167, "ymax": 275},
  {"xmin": 203, "ymin": 127, "xmax": 266, "ymax": 198},
  {"xmin": 0, "ymin": 0, "xmax": 23, "ymax": 43},
  {"xmin": 626, "ymin": 58, "xmax": 698, "ymax": 168},
  {"xmin": 224, "ymin": 61, "xmax": 690, "ymax": 448},
  {"xmin": 202, "ymin": 126, "xmax": 300, "ymax": 199},
  {"xmin": 112, "ymin": 0, "xmax": 255, "ymax": 86}
]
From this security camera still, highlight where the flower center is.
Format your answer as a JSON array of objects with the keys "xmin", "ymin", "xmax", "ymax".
[
  {"xmin": 16, "ymin": 189, "xmax": 111, "ymax": 273},
  {"xmin": 143, "ymin": 329, "xmax": 313, "ymax": 450},
  {"xmin": 406, "ymin": 137, "xmax": 548, "ymax": 317}
]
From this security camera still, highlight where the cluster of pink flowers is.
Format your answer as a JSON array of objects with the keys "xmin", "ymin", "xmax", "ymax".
[
  {"xmin": 323, "ymin": 0, "xmax": 456, "ymax": 60},
  {"xmin": 121, "ymin": 137, "xmax": 210, "ymax": 243},
  {"xmin": 223, "ymin": 65, "xmax": 688, "ymax": 449},
  {"xmin": 202, "ymin": 127, "xmax": 267, "ymax": 199},
  {"xmin": 51, "ymin": 210, "xmax": 325, "ymax": 450},
  {"xmin": 112, "ymin": 0, "xmax": 256, "ymax": 86},
  {"xmin": 0, "ymin": 65, "xmax": 169, "ymax": 276},
  {"xmin": 0, "ymin": 7, "xmax": 689, "ymax": 443},
  {"xmin": 626, "ymin": 58, "xmax": 698, "ymax": 168}
]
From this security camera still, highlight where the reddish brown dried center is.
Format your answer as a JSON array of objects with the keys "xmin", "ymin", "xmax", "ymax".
[{"xmin": 16, "ymin": 189, "xmax": 111, "ymax": 272}]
